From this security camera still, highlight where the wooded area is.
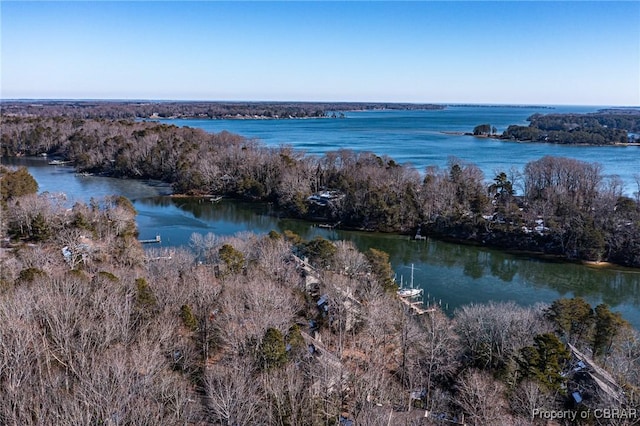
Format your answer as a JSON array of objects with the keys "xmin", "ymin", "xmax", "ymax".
[
  {"xmin": 2, "ymin": 115, "xmax": 640, "ymax": 267},
  {"xmin": 1, "ymin": 172, "xmax": 639, "ymax": 425},
  {"xmin": 0, "ymin": 100, "xmax": 444, "ymax": 120},
  {"xmin": 496, "ymin": 110, "xmax": 640, "ymax": 145}
]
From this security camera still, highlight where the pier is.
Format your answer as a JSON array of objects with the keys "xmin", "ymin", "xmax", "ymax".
[
  {"xmin": 139, "ymin": 234, "xmax": 161, "ymax": 244},
  {"xmin": 398, "ymin": 294, "xmax": 435, "ymax": 315}
]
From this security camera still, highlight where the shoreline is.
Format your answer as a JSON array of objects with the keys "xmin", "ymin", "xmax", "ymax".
[
  {"xmin": 5, "ymin": 155, "xmax": 639, "ymax": 271},
  {"xmin": 419, "ymin": 230, "xmax": 640, "ymax": 272},
  {"xmin": 167, "ymin": 190, "xmax": 639, "ymax": 272},
  {"xmin": 443, "ymin": 131, "xmax": 640, "ymax": 146}
]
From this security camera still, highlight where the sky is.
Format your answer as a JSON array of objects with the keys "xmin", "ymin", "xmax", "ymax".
[{"xmin": 1, "ymin": 1, "xmax": 639, "ymax": 106}]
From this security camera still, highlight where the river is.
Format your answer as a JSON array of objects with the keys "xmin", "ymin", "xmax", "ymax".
[{"xmin": 7, "ymin": 157, "xmax": 640, "ymax": 329}]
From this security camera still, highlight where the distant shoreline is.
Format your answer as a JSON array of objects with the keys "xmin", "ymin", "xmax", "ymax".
[{"xmin": 441, "ymin": 131, "xmax": 640, "ymax": 146}]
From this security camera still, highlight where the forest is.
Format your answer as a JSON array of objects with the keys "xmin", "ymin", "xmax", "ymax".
[
  {"xmin": 0, "ymin": 100, "xmax": 444, "ymax": 120},
  {"xmin": 2, "ymin": 115, "xmax": 640, "ymax": 267},
  {"xmin": 1, "ymin": 168, "xmax": 639, "ymax": 425},
  {"xmin": 496, "ymin": 110, "xmax": 640, "ymax": 145}
]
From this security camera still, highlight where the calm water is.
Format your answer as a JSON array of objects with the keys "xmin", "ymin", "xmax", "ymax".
[
  {"xmin": 7, "ymin": 157, "xmax": 640, "ymax": 329},
  {"xmin": 160, "ymin": 105, "xmax": 640, "ymax": 194}
]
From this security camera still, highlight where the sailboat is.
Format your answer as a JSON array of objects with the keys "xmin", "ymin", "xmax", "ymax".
[{"xmin": 396, "ymin": 264, "xmax": 423, "ymax": 298}]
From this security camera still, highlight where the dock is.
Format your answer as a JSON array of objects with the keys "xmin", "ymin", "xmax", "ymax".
[
  {"xmin": 139, "ymin": 234, "xmax": 161, "ymax": 244},
  {"xmin": 399, "ymin": 295, "xmax": 435, "ymax": 315}
]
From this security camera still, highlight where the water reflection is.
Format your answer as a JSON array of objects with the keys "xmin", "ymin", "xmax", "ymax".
[
  {"xmin": 5, "ymin": 158, "xmax": 640, "ymax": 329},
  {"xmin": 134, "ymin": 196, "xmax": 335, "ymax": 247}
]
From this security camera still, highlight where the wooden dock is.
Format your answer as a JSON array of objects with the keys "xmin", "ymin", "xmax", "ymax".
[
  {"xmin": 399, "ymin": 295, "xmax": 435, "ymax": 315},
  {"xmin": 139, "ymin": 234, "xmax": 161, "ymax": 244}
]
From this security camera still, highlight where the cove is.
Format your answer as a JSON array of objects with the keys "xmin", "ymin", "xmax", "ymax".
[{"xmin": 8, "ymin": 157, "xmax": 640, "ymax": 329}]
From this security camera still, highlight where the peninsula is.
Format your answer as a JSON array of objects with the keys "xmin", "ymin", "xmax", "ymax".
[
  {"xmin": 2, "ymin": 104, "xmax": 639, "ymax": 268},
  {"xmin": 472, "ymin": 108, "xmax": 640, "ymax": 145}
]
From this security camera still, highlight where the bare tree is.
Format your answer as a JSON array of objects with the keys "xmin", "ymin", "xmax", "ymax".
[
  {"xmin": 205, "ymin": 359, "xmax": 263, "ymax": 426},
  {"xmin": 417, "ymin": 308, "xmax": 460, "ymax": 410},
  {"xmin": 454, "ymin": 301, "xmax": 551, "ymax": 370},
  {"xmin": 510, "ymin": 380, "xmax": 554, "ymax": 425},
  {"xmin": 333, "ymin": 240, "xmax": 369, "ymax": 278},
  {"xmin": 260, "ymin": 363, "xmax": 313, "ymax": 426},
  {"xmin": 456, "ymin": 369, "xmax": 512, "ymax": 426}
]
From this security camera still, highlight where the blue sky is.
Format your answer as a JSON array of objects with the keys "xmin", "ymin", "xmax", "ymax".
[{"xmin": 2, "ymin": 1, "xmax": 639, "ymax": 105}]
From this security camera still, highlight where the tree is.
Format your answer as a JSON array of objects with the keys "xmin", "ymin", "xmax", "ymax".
[
  {"xmin": 258, "ymin": 327, "xmax": 288, "ymax": 370},
  {"xmin": 285, "ymin": 324, "xmax": 306, "ymax": 361},
  {"xmin": 205, "ymin": 360, "xmax": 262, "ymax": 426},
  {"xmin": 180, "ymin": 304, "xmax": 198, "ymax": 331},
  {"xmin": 299, "ymin": 236, "xmax": 336, "ymax": 269},
  {"xmin": 218, "ymin": 243, "xmax": 245, "ymax": 274},
  {"xmin": 30, "ymin": 212, "xmax": 51, "ymax": 241},
  {"xmin": 545, "ymin": 297, "xmax": 593, "ymax": 346},
  {"xmin": 454, "ymin": 302, "xmax": 549, "ymax": 370},
  {"xmin": 189, "ymin": 232, "xmax": 218, "ymax": 264},
  {"xmin": 489, "ymin": 172, "xmax": 514, "ymax": 200},
  {"xmin": 133, "ymin": 277, "xmax": 158, "ymax": 323},
  {"xmin": 510, "ymin": 380, "xmax": 554, "ymax": 425},
  {"xmin": 333, "ymin": 240, "xmax": 368, "ymax": 278},
  {"xmin": 17, "ymin": 267, "xmax": 47, "ymax": 284},
  {"xmin": 456, "ymin": 369, "xmax": 512, "ymax": 425},
  {"xmin": 517, "ymin": 333, "xmax": 570, "ymax": 391},
  {"xmin": 592, "ymin": 304, "xmax": 629, "ymax": 360},
  {"xmin": 473, "ymin": 124, "xmax": 492, "ymax": 136},
  {"xmin": 0, "ymin": 166, "xmax": 38, "ymax": 207},
  {"xmin": 365, "ymin": 248, "xmax": 395, "ymax": 292},
  {"xmin": 418, "ymin": 309, "xmax": 460, "ymax": 411},
  {"xmin": 260, "ymin": 363, "xmax": 312, "ymax": 426}
]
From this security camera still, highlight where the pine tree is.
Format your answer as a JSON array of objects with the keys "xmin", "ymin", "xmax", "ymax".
[
  {"xmin": 592, "ymin": 304, "xmax": 628, "ymax": 359},
  {"xmin": 180, "ymin": 304, "xmax": 198, "ymax": 331},
  {"xmin": 259, "ymin": 327, "xmax": 288, "ymax": 370}
]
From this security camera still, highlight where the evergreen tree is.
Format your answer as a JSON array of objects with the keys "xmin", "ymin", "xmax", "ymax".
[
  {"xmin": 365, "ymin": 248, "xmax": 395, "ymax": 291},
  {"xmin": 300, "ymin": 237, "xmax": 336, "ymax": 268},
  {"xmin": 180, "ymin": 304, "xmax": 198, "ymax": 331},
  {"xmin": 592, "ymin": 304, "xmax": 628, "ymax": 359},
  {"xmin": 0, "ymin": 166, "xmax": 38, "ymax": 208},
  {"xmin": 518, "ymin": 333, "xmax": 571, "ymax": 392},
  {"xmin": 545, "ymin": 297, "xmax": 594, "ymax": 345},
  {"xmin": 30, "ymin": 212, "xmax": 51, "ymax": 241},
  {"xmin": 218, "ymin": 244, "xmax": 245, "ymax": 274},
  {"xmin": 286, "ymin": 324, "xmax": 306, "ymax": 360},
  {"xmin": 473, "ymin": 123, "xmax": 492, "ymax": 135},
  {"xmin": 259, "ymin": 327, "xmax": 288, "ymax": 370},
  {"xmin": 134, "ymin": 278, "xmax": 158, "ymax": 323}
]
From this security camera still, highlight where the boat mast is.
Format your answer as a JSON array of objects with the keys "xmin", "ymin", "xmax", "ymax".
[{"xmin": 410, "ymin": 264, "xmax": 414, "ymax": 289}]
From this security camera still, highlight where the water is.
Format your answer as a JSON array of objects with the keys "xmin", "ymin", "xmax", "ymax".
[
  {"xmin": 6, "ymin": 157, "xmax": 640, "ymax": 329},
  {"xmin": 159, "ymin": 105, "xmax": 639, "ymax": 194}
]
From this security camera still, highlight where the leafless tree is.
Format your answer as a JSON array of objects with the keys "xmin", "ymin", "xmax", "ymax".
[
  {"xmin": 333, "ymin": 240, "xmax": 369, "ymax": 279},
  {"xmin": 189, "ymin": 231, "xmax": 219, "ymax": 263},
  {"xmin": 417, "ymin": 308, "xmax": 460, "ymax": 410},
  {"xmin": 509, "ymin": 380, "xmax": 554, "ymax": 425},
  {"xmin": 454, "ymin": 301, "xmax": 551, "ymax": 370},
  {"xmin": 606, "ymin": 326, "xmax": 640, "ymax": 389},
  {"xmin": 204, "ymin": 359, "xmax": 263, "ymax": 426},
  {"xmin": 260, "ymin": 363, "xmax": 313, "ymax": 426},
  {"xmin": 456, "ymin": 369, "xmax": 512, "ymax": 426}
]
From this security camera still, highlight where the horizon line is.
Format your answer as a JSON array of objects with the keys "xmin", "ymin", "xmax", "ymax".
[{"xmin": 2, "ymin": 98, "xmax": 637, "ymax": 109}]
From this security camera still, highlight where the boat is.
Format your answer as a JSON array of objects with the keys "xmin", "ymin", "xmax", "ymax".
[
  {"xmin": 48, "ymin": 159, "xmax": 71, "ymax": 165},
  {"xmin": 397, "ymin": 287, "xmax": 423, "ymax": 298},
  {"xmin": 396, "ymin": 264, "xmax": 423, "ymax": 298}
]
